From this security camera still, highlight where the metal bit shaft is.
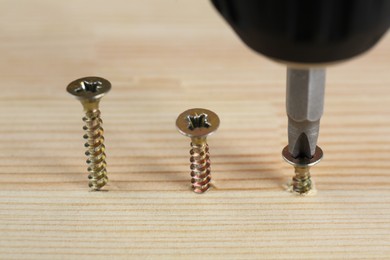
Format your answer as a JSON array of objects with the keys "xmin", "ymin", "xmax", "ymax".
[{"xmin": 286, "ymin": 68, "xmax": 326, "ymax": 158}]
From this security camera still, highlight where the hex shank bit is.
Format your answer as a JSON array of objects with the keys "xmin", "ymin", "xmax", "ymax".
[{"xmin": 286, "ymin": 68, "xmax": 325, "ymax": 159}]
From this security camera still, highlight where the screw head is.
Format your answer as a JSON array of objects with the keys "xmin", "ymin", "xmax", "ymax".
[
  {"xmin": 67, "ymin": 76, "xmax": 111, "ymax": 101},
  {"xmin": 282, "ymin": 145, "xmax": 323, "ymax": 167},
  {"xmin": 176, "ymin": 108, "xmax": 220, "ymax": 138}
]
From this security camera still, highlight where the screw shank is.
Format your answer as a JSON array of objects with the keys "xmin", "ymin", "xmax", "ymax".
[
  {"xmin": 83, "ymin": 109, "xmax": 108, "ymax": 190},
  {"xmin": 292, "ymin": 165, "xmax": 312, "ymax": 194},
  {"xmin": 80, "ymin": 99, "xmax": 101, "ymax": 112},
  {"xmin": 191, "ymin": 137, "xmax": 207, "ymax": 145},
  {"xmin": 190, "ymin": 139, "xmax": 211, "ymax": 193}
]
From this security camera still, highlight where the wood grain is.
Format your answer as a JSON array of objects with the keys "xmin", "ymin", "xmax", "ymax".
[{"xmin": 1, "ymin": 0, "xmax": 390, "ymax": 259}]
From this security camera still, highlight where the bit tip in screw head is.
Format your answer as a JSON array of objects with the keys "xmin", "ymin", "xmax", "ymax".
[{"xmin": 282, "ymin": 145, "xmax": 323, "ymax": 167}]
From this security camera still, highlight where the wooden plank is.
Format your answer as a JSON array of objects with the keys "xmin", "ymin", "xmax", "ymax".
[{"xmin": 0, "ymin": 0, "xmax": 389, "ymax": 259}]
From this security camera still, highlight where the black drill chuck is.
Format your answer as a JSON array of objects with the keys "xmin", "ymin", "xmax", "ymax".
[{"xmin": 211, "ymin": 0, "xmax": 390, "ymax": 64}]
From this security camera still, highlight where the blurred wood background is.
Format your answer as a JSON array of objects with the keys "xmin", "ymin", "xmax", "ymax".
[{"xmin": 1, "ymin": 0, "xmax": 390, "ymax": 259}]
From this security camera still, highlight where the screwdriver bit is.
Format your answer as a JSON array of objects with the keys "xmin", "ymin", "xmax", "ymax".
[{"xmin": 286, "ymin": 68, "xmax": 325, "ymax": 159}]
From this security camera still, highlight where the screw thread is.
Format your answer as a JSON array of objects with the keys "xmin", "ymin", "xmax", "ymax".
[
  {"xmin": 189, "ymin": 141, "xmax": 211, "ymax": 193},
  {"xmin": 83, "ymin": 109, "xmax": 108, "ymax": 191},
  {"xmin": 291, "ymin": 166, "xmax": 312, "ymax": 194}
]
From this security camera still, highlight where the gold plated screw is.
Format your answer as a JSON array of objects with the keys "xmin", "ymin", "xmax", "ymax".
[
  {"xmin": 67, "ymin": 76, "xmax": 111, "ymax": 191},
  {"xmin": 176, "ymin": 108, "xmax": 220, "ymax": 193},
  {"xmin": 282, "ymin": 146, "xmax": 323, "ymax": 195}
]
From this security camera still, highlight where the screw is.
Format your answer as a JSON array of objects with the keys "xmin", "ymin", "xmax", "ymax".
[
  {"xmin": 176, "ymin": 108, "xmax": 220, "ymax": 193},
  {"xmin": 67, "ymin": 76, "xmax": 111, "ymax": 191},
  {"xmin": 282, "ymin": 146, "xmax": 323, "ymax": 195}
]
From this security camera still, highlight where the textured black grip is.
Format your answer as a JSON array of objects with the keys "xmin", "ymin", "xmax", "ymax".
[{"xmin": 212, "ymin": 0, "xmax": 390, "ymax": 64}]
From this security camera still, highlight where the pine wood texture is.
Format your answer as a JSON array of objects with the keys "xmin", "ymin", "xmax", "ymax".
[{"xmin": 1, "ymin": 1, "xmax": 390, "ymax": 259}]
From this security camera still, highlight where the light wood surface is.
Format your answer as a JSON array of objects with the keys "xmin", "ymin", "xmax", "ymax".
[{"xmin": 1, "ymin": 0, "xmax": 390, "ymax": 259}]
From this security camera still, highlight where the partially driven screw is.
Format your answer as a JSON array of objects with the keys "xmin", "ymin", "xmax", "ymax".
[
  {"xmin": 67, "ymin": 76, "xmax": 111, "ymax": 191},
  {"xmin": 282, "ymin": 146, "xmax": 323, "ymax": 195},
  {"xmin": 176, "ymin": 108, "xmax": 220, "ymax": 193}
]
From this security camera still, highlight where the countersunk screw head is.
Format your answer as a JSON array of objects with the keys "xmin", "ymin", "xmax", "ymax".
[
  {"xmin": 176, "ymin": 108, "xmax": 220, "ymax": 138},
  {"xmin": 282, "ymin": 145, "xmax": 323, "ymax": 167},
  {"xmin": 67, "ymin": 76, "xmax": 111, "ymax": 101}
]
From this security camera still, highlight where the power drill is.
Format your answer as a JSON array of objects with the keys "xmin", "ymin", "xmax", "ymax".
[{"xmin": 211, "ymin": 0, "xmax": 390, "ymax": 194}]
